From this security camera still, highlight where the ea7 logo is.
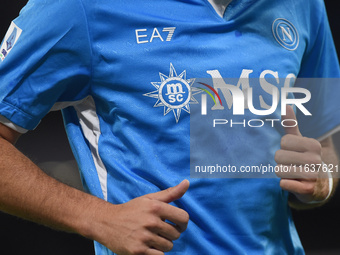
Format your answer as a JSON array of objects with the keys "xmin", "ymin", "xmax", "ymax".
[{"xmin": 135, "ymin": 27, "xmax": 176, "ymax": 44}]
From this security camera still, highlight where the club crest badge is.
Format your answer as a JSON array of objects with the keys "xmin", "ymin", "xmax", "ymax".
[{"xmin": 272, "ymin": 18, "xmax": 299, "ymax": 51}]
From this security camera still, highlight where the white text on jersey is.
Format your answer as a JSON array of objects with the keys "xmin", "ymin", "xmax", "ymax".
[{"xmin": 135, "ymin": 27, "xmax": 176, "ymax": 44}]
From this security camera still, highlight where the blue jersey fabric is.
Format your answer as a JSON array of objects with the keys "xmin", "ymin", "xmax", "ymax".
[{"xmin": 1, "ymin": 0, "xmax": 340, "ymax": 254}]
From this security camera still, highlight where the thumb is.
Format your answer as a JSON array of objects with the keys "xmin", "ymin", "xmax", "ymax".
[
  {"xmin": 145, "ymin": 180, "xmax": 190, "ymax": 203},
  {"xmin": 282, "ymin": 105, "xmax": 301, "ymax": 136}
]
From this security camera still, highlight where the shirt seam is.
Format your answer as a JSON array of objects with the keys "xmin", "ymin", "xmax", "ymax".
[{"xmin": 77, "ymin": 0, "xmax": 94, "ymax": 94}]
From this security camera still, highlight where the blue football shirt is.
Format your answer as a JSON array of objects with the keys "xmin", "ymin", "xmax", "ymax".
[{"xmin": 1, "ymin": 0, "xmax": 340, "ymax": 254}]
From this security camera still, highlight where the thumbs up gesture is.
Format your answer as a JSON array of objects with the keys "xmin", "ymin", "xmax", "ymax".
[
  {"xmin": 275, "ymin": 106, "xmax": 331, "ymax": 205},
  {"xmin": 93, "ymin": 180, "xmax": 190, "ymax": 255}
]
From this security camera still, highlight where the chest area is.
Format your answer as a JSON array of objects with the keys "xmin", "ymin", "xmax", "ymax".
[{"xmin": 88, "ymin": 1, "xmax": 307, "ymax": 123}]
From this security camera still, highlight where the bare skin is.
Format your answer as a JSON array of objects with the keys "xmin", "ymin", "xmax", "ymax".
[
  {"xmin": 0, "ymin": 105, "xmax": 337, "ymax": 253},
  {"xmin": 0, "ymin": 123, "xmax": 189, "ymax": 255},
  {"xmin": 275, "ymin": 106, "xmax": 338, "ymax": 209}
]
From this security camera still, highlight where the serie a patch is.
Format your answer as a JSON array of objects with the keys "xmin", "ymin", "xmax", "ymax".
[{"xmin": 0, "ymin": 22, "xmax": 22, "ymax": 61}]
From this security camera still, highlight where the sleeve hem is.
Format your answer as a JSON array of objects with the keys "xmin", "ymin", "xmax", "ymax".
[
  {"xmin": 0, "ymin": 115, "xmax": 28, "ymax": 133},
  {"xmin": 0, "ymin": 101, "xmax": 39, "ymax": 130},
  {"xmin": 317, "ymin": 125, "xmax": 340, "ymax": 141}
]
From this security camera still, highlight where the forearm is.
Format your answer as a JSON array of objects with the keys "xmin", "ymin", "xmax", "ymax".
[
  {"xmin": 0, "ymin": 136, "xmax": 190, "ymax": 254},
  {"xmin": 0, "ymin": 136, "xmax": 103, "ymax": 237},
  {"xmin": 320, "ymin": 136, "xmax": 339, "ymax": 193}
]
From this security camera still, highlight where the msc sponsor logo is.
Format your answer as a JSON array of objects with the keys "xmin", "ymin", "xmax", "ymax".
[
  {"xmin": 144, "ymin": 65, "xmax": 312, "ymax": 126},
  {"xmin": 197, "ymin": 69, "xmax": 311, "ymax": 128},
  {"xmin": 200, "ymin": 69, "xmax": 310, "ymax": 116},
  {"xmin": 143, "ymin": 63, "xmax": 201, "ymax": 122}
]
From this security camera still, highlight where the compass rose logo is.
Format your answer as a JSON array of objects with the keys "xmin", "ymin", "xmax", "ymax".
[{"xmin": 144, "ymin": 63, "xmax": 201, "ymax": 123}]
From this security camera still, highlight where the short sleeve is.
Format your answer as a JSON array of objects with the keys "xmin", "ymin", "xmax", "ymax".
[
  {"xmin": 296, "ymin": 0, "xmax": 340, "ymax": 139},
  {"xmin": 0, "ymin": 0, "xmax": 92, "ymax": 131}
]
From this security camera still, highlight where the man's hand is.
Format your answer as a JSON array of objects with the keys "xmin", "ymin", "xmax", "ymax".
[
  {"xmin": 0, "ymin": 122, "xmax": 189, "ymax": 255},
  {"xmin": 88, "ymin": 180, "xmax": 190, "ymax": 255},
  {"xmin": 275, "ymin": 106, "xmax": 331, "ymax": 204}
]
